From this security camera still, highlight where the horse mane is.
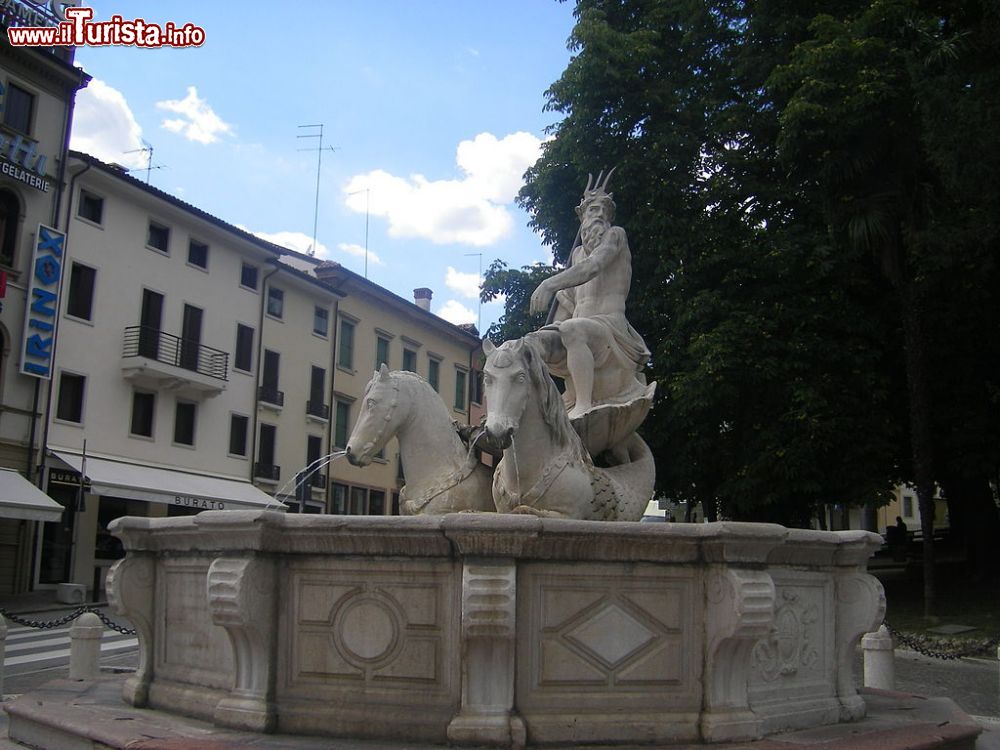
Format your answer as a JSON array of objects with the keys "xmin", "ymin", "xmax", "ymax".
[
  {"xmin": 514, "ymin": 338, "xmax": 582, "ymax": 455},
  {"xmin": 364, "ymin": 368, "xmax": 452, "ymax": 428}
]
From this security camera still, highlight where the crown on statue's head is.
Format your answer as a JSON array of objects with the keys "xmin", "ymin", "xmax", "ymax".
[{"xmin": 576, "ymin": 167, "xmax": 617, "ymax": 220}]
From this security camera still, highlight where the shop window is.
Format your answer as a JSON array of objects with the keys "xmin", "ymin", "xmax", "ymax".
[
  {"xmin": 369, "ymin": 490, "xmax": 385, "ymax": 516},
  {"xmin": 174, "ymin": 401, "xmax": 196, "ymax": 446},
  {"xmin": 240, "ymin": 262, "xmax": 258, "ymax": 290},
  {"xmin": 332, "ymin": 482, "xmax": 348, "ymax": 514},
  {"xmin": 146, "ymin": 220, "xmax": 170, "ymax": 253},
  {"xmin": 56, "ymin": 372, "xmax": 86, "ymax": 423},
  {"xmin": 129, "ymin": 391, "xmax": 155, "ymax": 437},
  {"xmin": 66, "ymin": 262, "xmax": 97, "ymax": 321},
  {"xmin": 0, "ymin": 189, "xmax": 21, "ymax": 267},
  {"xmin": 187, "ymin": 239, "xmax": 208, "ymax": 269},
  {"xmin": 2, "ymin": 83, "xmax": 33, "ymax": 133},
  {"xmin": 77, "ymin": 190, "xmax": 104, "ymax": 224}
]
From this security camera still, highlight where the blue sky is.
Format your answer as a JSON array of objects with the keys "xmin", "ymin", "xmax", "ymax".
[{"xmin": 69, "ymin": 1, "xmax": 578, "ymax": 332}]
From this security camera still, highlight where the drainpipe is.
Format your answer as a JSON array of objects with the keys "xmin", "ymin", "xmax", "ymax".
[
  {"xmin": 249, "ymin": 262, "xmax": 281, "ymax": 485},
  {"xmin": 325, "ymin": 295, "xmax": 340, "ymax": 513}
]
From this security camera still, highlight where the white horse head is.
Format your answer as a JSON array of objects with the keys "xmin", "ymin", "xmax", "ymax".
[
  {"xmin": 346, "ymin": 364, "xmax": 408, "ymax": 467},
  {"xmin": 483, "ymin": 336, "xmax": 576, "ymax": 451}
]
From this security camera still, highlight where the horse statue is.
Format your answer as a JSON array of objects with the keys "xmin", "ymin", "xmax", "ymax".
[
  {"xmin": 345, "ymin": 365, "xmax": 495, "ymax": 514},
  {"xmin": 482, "ymin": 337, "xmax": 655, "ymax": 521}
]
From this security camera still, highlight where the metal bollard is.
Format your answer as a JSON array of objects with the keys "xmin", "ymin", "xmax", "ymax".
[
  {"xmin": 862, "ymin": 624, "xmax": 895, "ymax": 690},
  {"xmin": 69, "ymin": 612, "xmax": 103, "ymax": 680},
  {"xmin": 0, "ymin": 613, "xmax": 7, "ymax": 699}
]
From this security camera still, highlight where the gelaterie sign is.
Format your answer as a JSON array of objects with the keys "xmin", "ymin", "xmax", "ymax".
[{"xmin": 20, "ymin": 224, "xmax": 64, "ymax": 379}]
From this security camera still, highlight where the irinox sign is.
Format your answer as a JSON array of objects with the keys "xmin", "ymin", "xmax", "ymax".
[{"xmin": 20, "ymin": 224, "xmax": 64, "ymax": 379}]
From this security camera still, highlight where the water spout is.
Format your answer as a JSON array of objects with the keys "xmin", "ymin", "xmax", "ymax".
[{"xmin": 270, "ymin": 450, "xmax": 346, "ymax": 510}]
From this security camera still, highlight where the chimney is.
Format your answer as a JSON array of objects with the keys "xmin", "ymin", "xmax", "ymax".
[
  {"xmin": 413, "ymin": 287, "xmax": 432, "ymax": 311},
  {"xmin": 314, "ymin": 260, "xmax": 344, "ymax": 283}
]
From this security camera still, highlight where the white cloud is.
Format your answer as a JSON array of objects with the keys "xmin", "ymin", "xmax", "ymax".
[
  {"xmin": 343, "ymin": 131, "xmax": 542, "ymax": 247},
  {"xmin": 69, "ymin": 78, "xmax": 146, "ymax": 168},
  {"xmin": 246, "ymin": 229, "xmax": 330, "ymax": 258},
  {"xmin": 156, "ymin": 86, "xmax": 232, "ymax": 144},
  {"xmin": 337, "ymin": 242, "xmax": 384, "ymax": 267},
  {"xmin": 437, "ymin": 299, "xmax": 476, "ymax": 326},
  {"xmin": 445, "ymin": 266, "xmax": 481, "ymax": 299}
]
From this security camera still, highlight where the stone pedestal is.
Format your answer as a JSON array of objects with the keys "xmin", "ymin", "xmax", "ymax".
[{"xmin": 108, "ymin": 512, "xmax": 884, "ymax": 746}]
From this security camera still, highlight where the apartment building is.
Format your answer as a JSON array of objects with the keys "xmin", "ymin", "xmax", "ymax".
[
  {"xmin": 35, "ymin": 151, "xmax": 479, "ymax": 593},
  {"xmin": 0, "ymin": 14, "xmax": 90, "ymax": 594}
]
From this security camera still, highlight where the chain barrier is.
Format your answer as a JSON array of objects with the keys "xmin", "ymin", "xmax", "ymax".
[
  {"xmin": 0, "ymin": 605, "xmax": 136, "ymax": 636},
  {"xmin": 884, "ymin": 621, "xmax": 1000, "ymax": 661}
]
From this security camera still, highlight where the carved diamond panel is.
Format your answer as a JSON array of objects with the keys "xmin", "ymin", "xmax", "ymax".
[
  {"xmin": 518, "ymin": 562, "xmax": 700, "ymax": 715},
  {"xmin": 280, "ymin": 560, "xmax": 459, "ymax": 706}
]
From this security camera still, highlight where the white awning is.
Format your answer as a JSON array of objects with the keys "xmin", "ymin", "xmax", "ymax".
[
  {"xmin": 51, "ymin": 452, "xmax": 284, "ymax": 512},
  {"xmin": 0, "ymin": 469, "xmax": 64, "ymax": 523}
]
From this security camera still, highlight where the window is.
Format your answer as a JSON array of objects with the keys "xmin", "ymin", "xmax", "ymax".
[
  {"xmin": 66, "ymin": 262, "xmax": 96, "ymax": 321},
  {"xmin": 240, "ymin": 262, "xmax": 258, "ymax": 290},
  {"xmin": 402, "ymin": 348, "xmax": 417, "ymax": 372},
  {"xmin": 174, "ymin": 401, "xmax": 196, "ymax": 445},
  {"xmin": 187, "ymin": 239, "xmax": 208, "ymax": 269},
  {"xmin": 313, "ymin": 305, "xmax": 329, "ymax": 336},
  {"xmin": 350, "ymin": 486, "xmax": 367, "ymax": 514},
  {"xmin": 334, "ymin": 400, "xmax": 350, "ymax": 448},
  {"xmin": 147, "ymin": 221, "xmax": 169, "ymax": 253},
  {"xmin": 369, "ymin": 490, "xmax": 385, "ymax": 516},
  {"xmin": 256, "ymin": 423, "xmax": 278, "ymax": 480},
  {"xmin": 375, "ymin": 336, "xmax": 389, "ymax": 369},
  {"xmin": 308, "ymin": 366, "xmax": 327, "ymax": 418},
  {"xmin": 471, "ymin": 370, "xmax": 484, "ymax": 405},
  {"xmin": 229, "ymin": 414, "xmax": 249, "ymax": 456},
  {"xmin": 2, "ymin": 83, "xmax": 33, "ymax": 133},
  {"xmin": 338, "ymin": 318, "xmax": 355, "ymax": 369},
  {"xmin": 332, "ymin": 482, "xmax": 348, "ymax": 514},
  {"xmin": 428, "ymin": 358, "xmax": 440, "ymax": 392},
  {"xmin": 267, "ymin": 286, "xmax": 284, "ymax": 318},
  {"xmin": 56, "ymin": 372, "xmax": 85, "ymax": 423},
  {"xmin": 902, "ymin": 495, "xmax": 915, "ymax": 519},
  {"xmin": 129, "ymin": 391, "xmax": 155, "ymax": 437},
  {"xmin": 0, "ymin": 189, "xmax": 20, "ymax": 267},
  {"xmin": 454, "ymin": 368, "xmax": 468, "ymax": 411},
  {"xmin": 234, "ymin": 324, "xmax": 254, "ymax": 372},
  {"xmin": 77, "ymin": 190, "xmax": 103, "ymax": 224}
]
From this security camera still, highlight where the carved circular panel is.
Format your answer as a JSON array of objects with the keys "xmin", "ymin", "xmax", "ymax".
[{"xmin": 332, "ymin": 593, "xmax": 403, "ymax": 667}]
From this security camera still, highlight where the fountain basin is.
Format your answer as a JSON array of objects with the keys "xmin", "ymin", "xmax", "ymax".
[{"xmin": 107, "ymin": 512, "xmax": 884, "ymax": 746}]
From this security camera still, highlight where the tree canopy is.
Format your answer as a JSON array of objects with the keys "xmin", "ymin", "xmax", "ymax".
[{"xmin": 484, "ymin": 0, "xmax": 1000, "ymax": 565}]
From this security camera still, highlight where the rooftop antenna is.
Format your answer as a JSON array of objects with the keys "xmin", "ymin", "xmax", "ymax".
[
  {"xmin": 464, "ymin": 252, "xmax": 482, "ymax": 333},
  {"xmin": 347, "ymin": 187, "xmax": 371, "ymax": 278},
  {"xmin": 297, "ymin": 124, "xmax": 338, "ymax": 256},
  {"xmin": 124, "ymin": 140, "xmax": 166, "ymax": 183}
]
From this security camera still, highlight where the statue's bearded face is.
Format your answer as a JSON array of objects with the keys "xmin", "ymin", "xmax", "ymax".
[{"xmin": 581, "ymin": 216, "xmax": 608, "ymax": 250}]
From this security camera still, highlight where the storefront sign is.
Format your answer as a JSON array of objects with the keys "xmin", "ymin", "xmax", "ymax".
[
  {"xmin": 20, "ymin": 224, "xmax": 64, "ymax": 379},
  {"xmin": 48, "ymin": 467, "xmax": 90, "ymax": 490},
  {"xmin": 173, "ymin": 495, "xmax": 226, "ymax": 511}
]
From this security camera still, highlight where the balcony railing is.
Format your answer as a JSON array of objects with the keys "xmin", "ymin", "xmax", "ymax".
[
  {"xmin": 259, "ymin": 386, "xmax": 285, "ymax": 407},
  {"xmin": 306, "ymin": 400, "xmax": 330, "ymax": 420},
  {"xmin": 254, "ymin": 463, "xmax": 280, "ymax": 482},
  {"xmin": 122, "ymin": 326, "xmax": 228, "ymax": 381}
]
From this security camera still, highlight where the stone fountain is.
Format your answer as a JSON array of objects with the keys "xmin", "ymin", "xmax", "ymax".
[{"xmin": 94, "ymin": 172, "xmax": 887, "ymax": 748}]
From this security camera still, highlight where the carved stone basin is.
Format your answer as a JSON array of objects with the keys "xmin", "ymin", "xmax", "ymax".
[{"xmin": 108, "ymin": 512, "xmax": 884, "ymax": 747}]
